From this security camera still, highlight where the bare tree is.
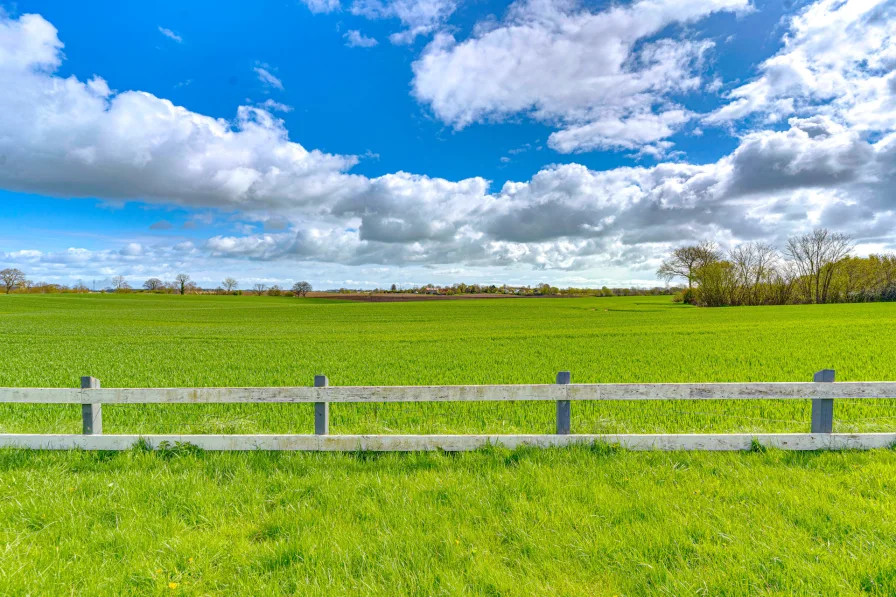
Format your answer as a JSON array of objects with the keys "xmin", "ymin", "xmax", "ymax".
[
  {"xmin": 253, "ymin": 283, "xmax": 267, "ymax": 295},
  {"xmin": 785, "ymin": 229, "xmax": 853, "ymax": 304},
  {"xmin": 143, "ymin": 278, "xmax": 163, "ymax": 291},
  {"xmin": 0, "ymin": 268, "xmax": 25, "ymax": 294},
  {"xmin": 656, "ymin": 241, "xmax": 722, "ymax": 289},
  {"xmin": 175, "ymin": 273, "xmax": 191, "ymax": 295},
  {"xmin": 768, "ymin": 260, "xmax": 798, "ymax": 305},
  {"xmin": 222, "ymin": 277, "xmax": 238, "ymax": 291},
  {"xmin": 728, "ymin": 242, "xmax": 779, "ymax": 305},
  {"xmin": 112, "ymin": 275, "xmax": 131, "ymax": 291},
  {"xmin": 292, "ymin": 281, "xmax": 312, "ymax": 297}
]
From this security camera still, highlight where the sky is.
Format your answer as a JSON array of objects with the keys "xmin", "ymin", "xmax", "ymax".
[{"xmin": 0, "ymin": 0, "xmax": 894, "ymax": 290}]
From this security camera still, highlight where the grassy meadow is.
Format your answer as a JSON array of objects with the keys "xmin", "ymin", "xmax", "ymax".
[
  {"xmin": 2, "ymin": 293, "xmax": 896, "ymax": 595},
  {"xmin": 1, "ymin": 293, "xmax": 896, "ymax": 435}
]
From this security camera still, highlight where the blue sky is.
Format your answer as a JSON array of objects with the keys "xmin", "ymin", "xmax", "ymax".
[{"xmin": 1, "ymin": 0, "xmax": 895, "ymax": 290}]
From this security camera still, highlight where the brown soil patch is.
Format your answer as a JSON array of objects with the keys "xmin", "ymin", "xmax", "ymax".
[{"xmin": 308, "ymin": 292, "xmax": 573, "ymax": 302}]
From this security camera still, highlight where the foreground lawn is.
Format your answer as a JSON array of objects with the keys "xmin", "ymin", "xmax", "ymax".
[{"xmin": 1, "ymin": 445, "xmax": 895, "ymax": 596}]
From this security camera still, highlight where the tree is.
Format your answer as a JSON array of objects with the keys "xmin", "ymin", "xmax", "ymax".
[
  {"xmin": 175, "ymin": 273, "xmax": 191, "ymax": 295},
  {"xmin": 390, "ymin": 283, "xmax": 397, "ymax": 292},
  {"xmin": 0, "ymin": 268, "xmax": 25, "ymax": 294},
  {"xmin": 785, "ymin": 229, "xmax": 853, "ymax": 304},
  {"xmin": 656, "ymin": 241, "xmax": 722, "ymax": 289},
  {"xmin": 292, "ymin": 281, "xmax": 312, "ymax": 297},
  {"xmin": 112, "ymin": 275, "xmax": 131, "ymax": 291},
  {"xmin": 253, "ymin": 283, "xmax": 267, "ymax": 295},
  {"xmin": 223, "ymin": 277, "xmax": 238, "ymax": 291},
  {"xmin": 728, "ymin": 242, "xmax": 779, "ymax": 306},
  {"xmin": 143, "ymin": 278, "xmax": 163, "ymax": 291}
]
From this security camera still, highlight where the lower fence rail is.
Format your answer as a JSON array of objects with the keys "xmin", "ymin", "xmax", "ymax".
[{"xmin": 2, "ymin": 433, "xmax": 896, "ymax": 451}]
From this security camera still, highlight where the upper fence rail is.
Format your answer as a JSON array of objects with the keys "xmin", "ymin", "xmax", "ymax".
[
  {"xmin": 2, "ymin": 381, "xmax": 896, "ymax": 403},
  {"xmin": 2, "ymin": 370, "xmax": 896, "ymax": 449}
]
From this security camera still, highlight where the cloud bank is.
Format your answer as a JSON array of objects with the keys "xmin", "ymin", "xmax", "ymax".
[{"xmin": 1, "ymin": 2, "xmax": 896, "ymax": 284}]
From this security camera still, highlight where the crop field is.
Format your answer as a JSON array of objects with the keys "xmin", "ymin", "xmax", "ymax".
[
  {"xmin": 1, "ymin": 293, "xmax": 896, "ymax": 435},
  {"xmin": 2, "ymin": 293, "xmax": 896, "ymax": 595}
]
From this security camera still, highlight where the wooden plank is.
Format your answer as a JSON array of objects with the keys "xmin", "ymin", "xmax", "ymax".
[
  {"xmin": 314, "ymin": 375, "xmax": 329, "ymax": 435},
  {"xmin": 0, "ymin": 388, "xmax": 81, "ymax": 403},
  {"xmin": 80, "ymin": 376, "xmax": 101, "ymax": 435},
  {"xmin": 556, "ymin": 371, "xmax": 571, "ymax": 435},
  {"xmin": 0, "ymin": 433, "xmax": 894, "ymax": 451},
  {"xmin": 568, "ymin": 382, "xmax": 896, "ymax": 401},
  {"xmin": 1, "ymin": 382, "xmax": 896, "ymax": 404},
  {"xmin": 811, "ymin": 369, "xmax": 835, "ymax": 433}
]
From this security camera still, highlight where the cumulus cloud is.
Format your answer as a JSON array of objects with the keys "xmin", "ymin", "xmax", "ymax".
[
  {"xmin": 344, "ymin": 29, "xmax": 379, "ymax": 47},
  {"xmin": 411, "ymin": 0, "xmax": 749, "ymax": 153},
  {"xmin": 1, "ymin": 8, "xmax": 896, "ymax": 285},
  {"xmin": 351, "ymin": 0, "xmax": 457, "ymax": 44},
  {"xmin": 707, "ymin": 0, "xmax": 896, "ymax": 129}
]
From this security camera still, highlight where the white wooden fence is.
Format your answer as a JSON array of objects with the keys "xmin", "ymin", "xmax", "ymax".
[{"xmin": 2, "ymin": 370, "xmax": 896, "ymax": 451}]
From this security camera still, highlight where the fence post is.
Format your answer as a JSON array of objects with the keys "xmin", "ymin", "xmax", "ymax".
[
  {"xmin": 811, "ymin": 369, "xmax": 835, "ymax": 434},
  {"xmin": 314, "ymin": 375, "xmax": 329, "ymax": 435},
  {"xmin": 556, "ymin": 371, "xmax": 571, "ymax": 435},
  {"xmin": 80, "ymin": 376, "xmax": 102, "ymax": 435}
]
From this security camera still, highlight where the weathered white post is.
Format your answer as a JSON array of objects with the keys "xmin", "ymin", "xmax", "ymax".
[
  {"xmin": 811, "ymin": 369, "xmax": 835, "ymax": 434},
  {"xmin": 556, "ymin": 371, "xmax": 571, "ymax": 435},
  {"xmin": 314, "ymin": 375, "xmax": 329, "ymax": 435},
  {"xmin": 80, "ymin": 376, "xmax": 102, "ymax": 435}
]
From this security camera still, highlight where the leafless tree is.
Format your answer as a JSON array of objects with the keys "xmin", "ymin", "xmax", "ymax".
[
  {"xmin": 222, "ymin": 277, "xmax": 238, "ymax": 291},
  {"xmin": 728, "ymin": 242, "xmax": 780, "ymax": 305},
  {"xmin": 768, "ymin": 260, "xmax": 798, "ymax": 305},
  {"xmin": 785, "ymin": 229, "xmax": 853, "ymax": 304},
  {"xmin": 175, "ymin": 273, "xmax": 191, "ymax": 295},
  {"xmin": 0, "ymin": 268, "xmax": 25, "ymax": 294},
  {"xmin": 253, "ymin": 283, "xmax": 267, "ymax": 295},
  {"xmin": 292, "ymin": 281, "xmax": 312, "ymax": 297},
  {"xmin": 656, "ymin": 241, "xmax": 722, "ymax": 289},
  {"xmin": 112, "ymin": 275, "xmax": 131, "ymax": 291},
  {"xmin": 143, "ymin": 278, "xmax": 163, "ymax": 291}
]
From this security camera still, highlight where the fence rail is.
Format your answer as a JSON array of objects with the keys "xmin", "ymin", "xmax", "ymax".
[{"xmin": 1, "ymin": 369, "xmax": 895, "ymax": 451}]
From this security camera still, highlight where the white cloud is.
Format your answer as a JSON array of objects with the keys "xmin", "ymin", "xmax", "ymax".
[
  {"xmin": 258, "ymin": 99, "xmax": 293, "ymax": 112},
  {"xmin": 2, "ymin": 8, "xmax": 896, "ymax": 287},
  {"xmin": 707, "ymin": 0, "xmax": 896, "ymax": 129},
  {"xmin": 548, "ymin": 109, "xmax": 692, "ymax": 154},
  {"xmin": 351, "ymin": 0, "xmax": 457, "ymax": 44},
  {"xmin": 0, "ymin": 13, "xmax": 62, "ymax": 71},
  {"xmin": 411, "ymin": 0, "xmax": 749, "ymax": 153},
  {"xmin": 157, "ymin": 27, "xmax": 182, "ymax": 43},
  {"xmin": 300, "ymin": 0, "xmax": 342, "ymax": 13},
  {"xmin": 254, "ymin": 65, "xmax": 284, "ymax": 90},
  {"xmin": 344, "ymin": 29, "xmax": 379, "ymax": 47}
]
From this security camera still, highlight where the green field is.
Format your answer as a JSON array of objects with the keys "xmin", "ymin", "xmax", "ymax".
[
  {"xmin": 2, "ymin": 293, "xmax": 896, "ymax": 595},
  {"xmin": 2, "ymin": 293, "xmax": 896, "ymax": 435}
]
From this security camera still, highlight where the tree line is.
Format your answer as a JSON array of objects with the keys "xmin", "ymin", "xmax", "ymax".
[
  {"xmin": 0, "ymin": 270, "xmax": 312, "ymax": 297},
  {"xmin": 657, "ymin": 229, "xmax": 895, "ymax": 307},
  {"xmin": 378, "ymin": 283, "xmax": 673, "ymax": 297}
]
